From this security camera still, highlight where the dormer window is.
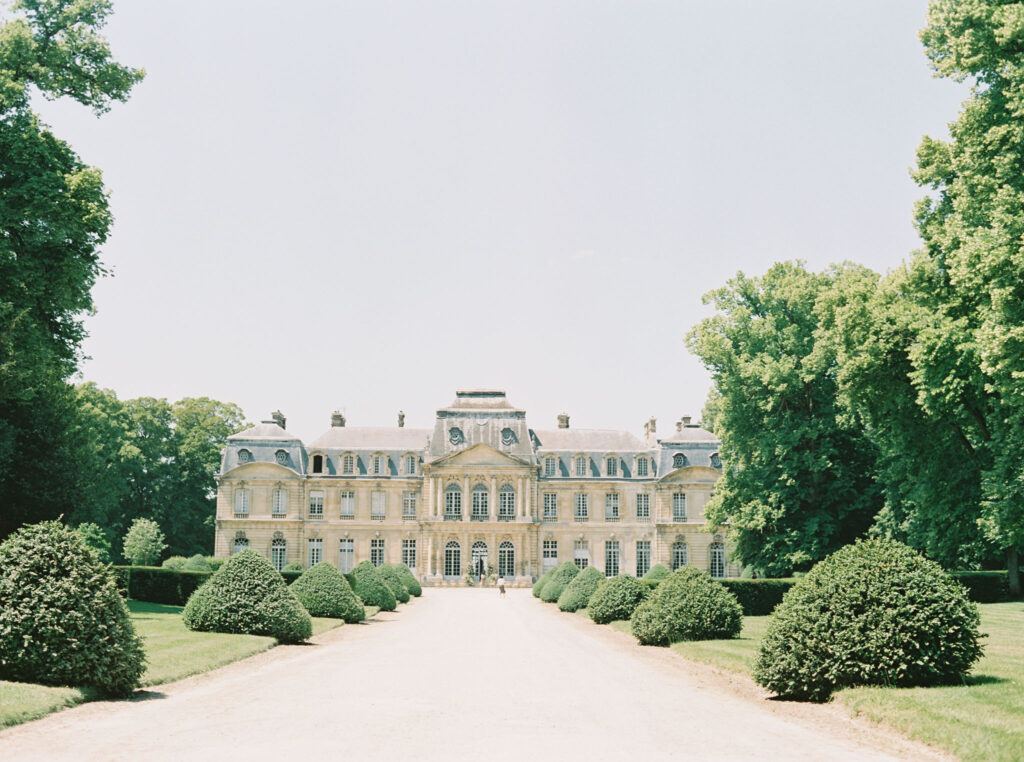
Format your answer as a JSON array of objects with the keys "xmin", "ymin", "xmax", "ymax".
[
  {"xmin": 237, "ymin": 449, "xmax": 252, "ymax": 464},
  {"xmin": 710, "ymin": 452, "xmax": 722, "ymax": 469},
  {"xmin": 275, "ymin": 450, "xmax": 288, "ymax": 466},
  {"xmin": 575, "ymin": 456, "xmax": 588, "ymax": 477},
  {"xmin": 605, "ymin": 456, "xmax": 618, "ymax": 477},
  {"xmin": 342, "ymin": 453, "xmax": 355, "ymax": 474},
  {"xmin": 373, "ymin": 455, "xmax": 387, "ymax": 475},
  {"xmin": 405, "ymin": 455, "xmax": 417, "ymax": 475},
  {"xmin": 544, "ymin": 456, "xmax": 557, "ymax": 477},
  {"xmin": 312, "ymin": 454, "xmax": 324, "ymax": 474},
  {"xmin": 636, "ymin": 457, "xmax": 649, "ymax": 477},
  {"xmin": 673, "ymin": 452, "xmax": 687, "ymax": 469}
]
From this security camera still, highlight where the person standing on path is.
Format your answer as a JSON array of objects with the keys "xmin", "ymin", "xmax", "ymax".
[{"xmin": 498, "ymin": 577, "xmax": 506, "ymax": 596}]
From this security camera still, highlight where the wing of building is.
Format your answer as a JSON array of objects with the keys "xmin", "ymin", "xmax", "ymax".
[{"xmin": 214, "ymin": 390, "xmax": 737, "ymax": 585}]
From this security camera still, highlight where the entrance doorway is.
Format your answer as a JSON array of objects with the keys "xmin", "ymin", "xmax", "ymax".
[
  {"xmin": 498, "ymin": 541, "xmax": 515, "ymax": 579},
  {"xmin": 444, "ymin": 540, "xmax": 461, "ymax": 580},
  {"xmin": 471, "ymin": 541, "xmax": 488, "ymax": 579}
]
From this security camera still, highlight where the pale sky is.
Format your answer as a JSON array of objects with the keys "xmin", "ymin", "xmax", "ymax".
[{"xmin": 29, "ymin": 1, "xmax": 966, "ymax": 443}]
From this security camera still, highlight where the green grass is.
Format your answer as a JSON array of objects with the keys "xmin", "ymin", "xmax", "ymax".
[{"xmin": 0, "ymin": 682, "xmax": 89, "ymax": 730}]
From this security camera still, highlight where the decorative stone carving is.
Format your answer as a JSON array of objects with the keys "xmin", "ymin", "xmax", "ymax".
[
  {"xmin": 275, "ymin": 449, "xmax": 288, "ymax": 465},
  {"xmin": 237, "ymin": 449, "xmax": 252, "ymax": 463}
]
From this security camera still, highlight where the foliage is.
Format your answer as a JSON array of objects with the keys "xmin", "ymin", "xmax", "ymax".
[
  {"xmin": 161, "ymin": 556, "xmax": 187, "ymax": 570},
  {"xmin": 630, "ymin": 567, "xmax": 743, "ymax": 646},
  {"xmin": 719, "ymin": 579, "xmax": 797, "ymax": 616},
  {"xmin": 753, "ymin": 539, "xmax": 983, "ymax": 701},
  {"xmin": 122, "ymin": 518, "xmax": 166, "ymax": 566},
  {"xmin": 395, "ymin": 562, "xmax": 422, "ymax": 597},
  {"xmin": 289, "ymin": 562, "xmax": 365, "ymax": 622},
  {"xmin": 643, "ymin": 564, "xmax": 670, "ymax": 581},
  {"xmin": 0, "ymin": 520, "xmax": 145, "ymax": 696},
  {"xmin": 950, "ymin": 571, "xmax": 1010, "ymax": 603},
  {"xmin": 588, "ymin": 574, "xmax": 649, "ymax": 624},
  {"xmin": 532, "ymin": 568, "xmax": 555, "ymax": 598},
  {"xmin": 182, "ymin": 554, "xmax": 212, "ymax": 572},
  {"xmin": 182, "ymin": 550, "xmax": 311, "ymax": 643},
  {"xmin": 557, "ymin": 566, "xmax": 605, "ymax": 612},
  {"xmin": 378, "ymin": 564, "xmax": 411, "ymax": 604},
  {"xmin": 350, "ymin": 561, "xmax": 397, "ymax": 612},
  {"xmin": 282, "ymin": 562, "xmax": 303, "ymax": 572},
  {"xmin": 73, "ymin": 522, "xmax": 111, "ymax": 563},
  {"xmin": 539, "ymin": 562, "xmax": 580, "ymax": 603},
  {"xmin": 118, "ymin": 566, "xmax": 211, "ymax": 606},
  {"xmin": 205, "ymin": 557, "xmax": 225, "ymax": 571}
]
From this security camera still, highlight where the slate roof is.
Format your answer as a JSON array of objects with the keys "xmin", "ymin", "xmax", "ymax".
[
  {"xmin": 308, "ymin": 427, "xmax": 431, "ymax": 451},
  {"xmin": 228, "ymin": 421, "xmax": 301, "ymax": 441},
  {"xmin": 658, "ymin": 426, "xmax": 719, "ymax": 444},
  {"xmin": 532, "ymin": 429, "xmax": 647, "ymax": 452}
]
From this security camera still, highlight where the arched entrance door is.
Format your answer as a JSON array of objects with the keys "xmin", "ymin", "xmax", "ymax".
[
  {"xmin": 498, "ymin": 541, "xmax": 515, "ymax": 579},
  {"xmin": 471, "ymin": 541, "xmax": 488, "ymax": 578},
  {"xmin": 444, "ymin": 540, "xmax": 461, "ymax": 580}
]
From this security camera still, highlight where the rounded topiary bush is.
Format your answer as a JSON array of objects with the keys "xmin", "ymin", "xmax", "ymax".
[
  {"xmin": 557, "ymin": 566, "xmax": 605, "ymax": 612},
  {"xmin": 588, "ymin": 574, "xmax": 649, "ymax": 624},
  {"xmin": 0, "ymin": 520, "xmax": 145, "ymax": 697},
  {"xmin": 379, "ymin": 564, "xmax": 411, "ymax": 604},
  {"xmin": 630, "ymin": 566, "xmax": 742, "ymax": 646},
  {"xmin": 540, "ymin": 562, "xmax": 580, "ymax": 603},
  {"xmin": 182, "ymin": 549, "xmax": 312, "ymax": 643},
  {"xmin": 183, "ymin": 553, "xmax": 212, "ymax": 572},
  {"xmin": 206, "ymin": 557, "xmax": 225, "ymax": 571},
  {"xmin": 643, "ymin": 564, "xmax": 670, "ymax": 581},
  {"xmin": 289, "ymin": 562, "xmax": 365, "ymax": 622},
  {"xmin": 162, "ymin": 555, "xmax": 187, "ymax": 570},
  {"xmin": 395, "ymin": 563, "xmax": 422, "ymax": 597},
  {"xmin": 532, "ymin": 568, "xmax": 555, "ymax": 598},
  {"xmin": 753, "ymin": 539, "xmax": 984, "ymax": 702},
  {"xmin": 351, "ymin": 561, "xmax": 397, "ymax": 611},
  {"xmin": 282, "ymin": 561, "xmax": 303, "ymax": 572}
]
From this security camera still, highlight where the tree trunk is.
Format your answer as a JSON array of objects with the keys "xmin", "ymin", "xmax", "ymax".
[{"xmin": 1008, "ymin": 547, "xmax": 1021, "ymax": 599}]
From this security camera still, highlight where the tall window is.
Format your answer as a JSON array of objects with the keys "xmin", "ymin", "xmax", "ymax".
[
  {"xmin": 444, "ymin": 540, "xmax": 461, "ymax": 578},
  {"xmin": 402, "ymin": 539, "xmax": 417, "ymax": 570},
  {"xmin": 636, "ymin": 457, "xmax": 649, "ymax": 477},
  {"xmin": 542, "ymin": 540, "xmax": 558, "ymax": 571},
  {"xmin": 373, "ymin": 455, "xmax": 387, "ymax": 475},
  {"xmin": 308, "ymin": 538, "xmax": 322, "ymax": 566},
  {"xmin": 544, "ymin": 456, "xmax": 556, "ymax": 477},
  {"xmin": 340, "ymin": 491, "xmax": 355, "ymax": 518},
  {"xmin": 498, "ymin": 485, "xmax": 515, "ymax": 521},
  {"xmin": 402, "ymin": 491, "xmax": 417, "ymax": 518},
  {"xmin": 271, "ymin": 538, "xmax": 286, "ymax": 571},
  {"xmin": 605, "ymin": 493, "xmax": 619, "ymax": 520},
  {"xmin": 543, "ymin": 493, "xmax": 557, "ymax": 521},
  {"xmin": 342, "ymin": 454, "xmax": 355, "ymax": 474},
  {"xmin": 312, "ymin": 454, "xmax": 324, "ymax": 473},
  {"xmin": 371, "ymin": 491, "xmax": 386, "ymax": 520},
  {"xmin": 673, "ymin": 452, "xmax": 686, "ymax": 469},
  {"xmin": 472, "ymin": 485, "xmax": 489, "ymax": 521},
  {"xmin": 672, "ymin": 542, "xmax": 688, "ymax": 571},
  {"xmin": 636, "ymin": 493, "xmax": 650, "ymax": 520},
  {"xmin": 498, "ymin": 541, "xmax": 515, "ymax": 578},
  {"xmin": 233, "ymin": 536, "xmax": 249, "ymax": 554},
  {"xmin": 405, "ymin": 455, "xmax": 417, "ymax": 475},
  {"xmin": 370, "ymin": 538, "xmax": 385, "ymax": 566},
  {"xmin": 309, "ymin": 491, "xmax": 324, "ymax": 520},
  {"xmin": 234, "ymin": 489, "xmax": 250, "ymax": 517},
  {"xmin": 338, "ymin": 539, "xmax": 354, "ymax": 572},
  {"xmin": 672, "ymin": 493, "xmax": 686, "ymax": 522},
  {"xmin": 445, "ymin": 485, "xmax": 462, "ymax": 521},
  {"xmin": 636, "ymin": 541, "xmax": 651, "ymax": 578},
  {"xmin": 574, "ymin": 493, "xmax": 589, "ymax": 521},
  {"xmin": 606, "ymin": 456, "xmax": 618, "ymax": 477},
  {"xmin": 575, "ymin": 456, "xmax": 588, "ymax": 477},
  {"xmin": 272, "ymin": 488, "xmax": 286, "ymax": 516},
  {"xmin": 471, "ymin": 541, "xmax": 488, "ymax": 576},
  {"xmin": 605, "ymin": 541, "xmax": 620, "ymax": 577},
  {"xmin": 573, "ymin": 540, "xmax": 589, "ymax": 569},
  {"xmin": 710, "ymin": 542, "xmax": 726, "ymax": 578}
]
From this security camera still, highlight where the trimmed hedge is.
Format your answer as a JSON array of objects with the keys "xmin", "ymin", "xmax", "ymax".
[
  {"xmin": 630, "ymin": 567, "xmax": 743, "ymax": 646},
  {"xmin": 532, "ymin": 568, "xmax": 555, "ymax": 598},
  {"xmin": 558, "ymin": 566, "xmax": 605, "ymax": 612},
  {"xmin": 588, "ymin": 574, "xmax": 649, "ymax": 624},
  {"xmin": 950, "ymin": 571, "xmax": 1010, "ymax": 603},
  {"xmin": 720, "ymin": 579, "xmax": 796, "ymax": 616},
  {"xmin": 540, "ymin": 562, "xmax": 580, "ymax": 603},
  {"xmin": 395, "ymin": 563, "xmax": 422, "ymax": 597},
  {"xmin": 351, "ymin": 561, "xmax": 397, "ymax": 611},
  {"xmin": 281, "ymin": 570, "xmax": 302, "ymax": 585},
  {"xmin": 282, "ymin": 562, "xmax": 303, "ymax": 572},
  {"xmin": 379, "ymin": 564, "xmax": 411, "ymax": 604},
  {"xmin": 161, "ymin": 555, "xmax": 187, "ymax": 570},
  {"xmin": 290, "ymin": 562, "xmax": 365, "ymax": 622},
  {"xmin": 183, "ymin": 554, "xmax": 213, "ymax": 572},
  {"xmin": 117, "ymin": 566, "xmax": 212, "ymax": 606}
]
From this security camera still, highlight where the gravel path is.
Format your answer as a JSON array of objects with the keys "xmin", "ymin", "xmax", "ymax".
[{"xmin": 0, "ymin": 589, "xmax": 948, "ymax": 761}]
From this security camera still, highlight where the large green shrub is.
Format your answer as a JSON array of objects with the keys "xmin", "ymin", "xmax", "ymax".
[
  {"xmin": 753, "ymin": 539, "xmax": 983, "ymax": 702},
  {"xmin": 182, "ymin": 550, "xmax": 312, "ymax": 643},
  {"xmin": 532, "ymin": 568, "xmax": 555, "ymax": 598},
  {"xmin": 588, "ymin": 574, "xmax": 649, "ymax": 624},
  {"xmin": 950, "ymin": 571, "xmax": 1010, "ymax": 603},
  {"xmin": 74, "ymin": 522, "xmax": 112, "ymax": 563},
  {"xmin": 630, "ymin": 567, "xmax": 742, "ymax": 646},
  {"xmin": 540, "ymin": 562, "xmax": 580, "ymax": 603},
  {"xmin": 161, "ymin": 555, "xmax": 187, "ymax": 570},
  {"xmin": 379, "ymin": 564, "xmax": 411, "ymax": 604},
  {"xmin": 351, "ymin": 561, "xmax": 397, "ymax": 611},
  {"xmin": 395, "ymin": 563, "xmax": 422, "ymax": 597},
  {"xmin": 557, "ymin": 566, "xmax": 605, "ymax": 612},
  {"xmin": 643, "ymin": 564, "xmax": 670, "ymax": 581},
  {"xmin": 0, "ymin": 521, "xmax": 145, "ymax": 696},
  {"xmin": 289, "ymin": 562, "xmax": 365, "ymax": 622},
  {"xmin": 183, "ymin": 553, "xmax": 213, "ymax": 572},
  {"xmin": 122, "ymin": 518, "xmax": 166, "ymax": 566},
  {"xmin": 123, "ymin": 566, "xmax": 212, "ymax": 605}
]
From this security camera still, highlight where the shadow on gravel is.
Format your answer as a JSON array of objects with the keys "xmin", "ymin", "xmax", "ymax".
[{"xmin": 127, "ymin": 690, "xmax": 167, "ymax": 702}]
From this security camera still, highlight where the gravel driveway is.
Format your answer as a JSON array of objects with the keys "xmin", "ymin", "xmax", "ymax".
[{"xmin": 0, "ymin": 588, "xmax": 948, "ymax": 761}]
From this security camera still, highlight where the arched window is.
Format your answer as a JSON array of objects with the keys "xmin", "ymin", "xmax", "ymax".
[
  {"xmin": 233, "ymin": 534, "xmax": 249, "ymax": 555},
  {"xmin": 498, "ymin": 541, "xmax": 515, "ymax": 579},
  {"xmin": 312, "ymin": 454, "xmax": 324, "ymax": 474},
  {"xmin": 471, "ymin": 484, "xmax": 489, "ymax": 521},
  {"xmin": 471, "ymin": 541, "xmax": 488, "ymax": 576},
  {"xmin": 673, "ymin": 452, "xmax": 687, "ymax": 469},
  {"xmin": 271, "ymin": 538, "xmax": 286, "ymax": 571},
  {"xmin": 672, "ymin": 541, "xmax": 687, "ymax": 570},
  {"xmin": 237, "ymin": 448, "xmax": 253, "ymax": 464},
  {"xmin": 710, "ymin": 541, "xmax": 726, "ymax": 578},
  {"xmin": 498, "ymin": 484, "xmax": 515, "ymax": 521},
  {"xmin": 444, "ymin": 540, "xmax": 461, "ymax": 578},
  {"xmin": 445, "ymin": 484, "xmax": 462, "ymax": 521}
]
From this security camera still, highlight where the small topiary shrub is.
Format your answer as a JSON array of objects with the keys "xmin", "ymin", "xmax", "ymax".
[
  {"xmin": 558, "ymin": 566, "xmax": 605, "ymax": 612},
  {"xmin": 0, "ymin": 520, "xmax": 145, "ymax": 697},
  {"xmin": 351, "ymin": 561, "xmax": 397, "ymax": 611},
  {"xmin": 282, "ymin": 561, "xmax": 303, "ymax": 572},
  {"xmin": 395, "ymin": 563, "xmax": 422, "ymax": 597},
  {"xmin": 183, "ymin": 553, "xmax": 212, "ymax": 572},
  {"xmin": 643, "ymin": 564, "xmax": 670, "ymax": 581},
  {"xmin": 540, "ymin": 562, "xmax": 580, "ymax": 603},
  {"xmin": 588, "ymin": 574, "xmax": 649, "ymax": 624},
  {"xmin": 753, "ymin": 539, "xmax": 984, "ymax": 702},
  {"xmin": 532, "ymin": 568, "xmax": 555, "ymax": 598},
  {"xmin": 289, "ymin": 562, "xmax": 365, "ymax": 622},
  {"xmin": 182, "ymin": 549, "xmax": 312, "ymax": 643},
  {"xmin": 630, "ymin": 566, "xmax": 742, "ymax": 646},
  {"xmin": 379, "ymin": 564, "xmax": 411, "ymax": 604},
  {"xmin": 162, "ymin": 555, "xmax": 187, "ymax": 570},
  {"xmin": 205, "ymin": 557, "xmax": 225, "ymax": 571}
]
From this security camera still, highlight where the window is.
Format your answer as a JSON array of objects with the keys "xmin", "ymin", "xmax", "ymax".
[
  {"xmin": 544, "ymin": 456, "xmax": 556, "ymax": 477},
  {"xmin": 237, "ymin": 448, "xmax": 252, "ymax": 463},
  {"xmin": 673, "ymin": 493, "xmax": 686, "ymax": 522},
  {"xmin": 472, "ymin": 484, "xmax": 489, "ymax": 521},
  {"xmin": 574, "ymin": 493, "xmax": 589, "ymax": 521},
  {"xmin": 233, "ymin": 536, "xmax": 249, "ymax": 554},
  {"xmin": 673, "ymin": 452, "xmax": 687, "ymax": 469},
  {"xmin": 710, "ymin": 541, "xmax": 726, "ymax": 578},
  {"xmin": 342, "ymin": 454, "xmax": 355, "ymax": 474},
  {"xmin": 308, "ymin": 538, "xmax": 322, "ymax": 566},
  {"xmin": 405, "ymin": 455, "xmax": 417, "ymax": 475},
  {"xmin": 498, "ymin": 541, "xmax": 515, "ymax": 578},
  {"xmin": 636, "ymin": 457, "xmax": 649, "ymax": 477},
  {"xmin": 272, "ymin": 488, "xmax": 286, "ymax": 516},
  {"xmin": 636, "ymin": 493, "xmax": 650, "ymax": 520},
  {"xmin": 710, "ymin": 452, "xmax": 722, "ymax": 469},
  {"xmin": 636, "ymin": 541, "xmax": 651, "ymax": 578},
  {"xmin": 605, "ymin": 541, "xmax": 620, "ymax": 577},
  {"xmin": 575, "ymin": 456, "xmax": 588, "ymax": 477},
  {"xmin": 234, "ymin": 489, "xmax": 250, "ymax": 517},
  {"xmin": 402, "ymin": 539, "xmax": 417, "ymax": 570},
  {"xmin": 403, "ymin": 491, "xmax": 417, "ymax": 518},
  {"xmin": 371, "ymin": 491, "xmax": 386, "ymax": 520},
  {"xmin": 605, "ymin": 493, "xmax": 619, "ymax": 520},
  {"xmin": 271, "ymin": 538, "xmax": 286, "ymax": 571},
  {"xmin": 672, "ymin": 542, "xmax": 688, "ymax": 571},
  {"xmin": 309, "ymin": 491, "xmax": 324, "ymax": 520},
  {"xmin": 373, "ymin": 455, "xmax": 387, "ymax": 475},
  {"xmin": 445, "ymin": 484, "xmax": 462, "ymax": 521},
  {"xmin": 542, "ymin": 540, "xmax": 558, "ymax": 571},
  {"xmin": 338, "ymin": 539, "xmax": 354, "ymax": 572},
  {"xmin": 275, "ymin": 449, "xmax": 289, "ymax": 466},
  {"xmin": 574, "ymin": 540, "xmax": 590, "ymax": 569},
  {"xmin": 543, "ymin": 493, "xmax": 557, "ymax": 521},
  {"xmin": 340, "ymin": 491, "xmax": 355, "ymax": 518},
  {"xmin": 606, "ymin": 456, "xmax": 618, "ymax": 477},
  {"xmin": 370, "ymin": 538, "xmax": 385, "ymax": 566},
  {"xmin": 498, "ymin": 485, "xmax": 515, "ymax": 521},
  {"xmin": 312, "ymin": 454, "xmax": 324, "ymax": 473},
  {"xmin": 471, "ymin": 541, "xmax": 488, "ymax": 576},
  {"xmin": 444, "ymin": 540, "xmax": 461, "ymax": 577}
]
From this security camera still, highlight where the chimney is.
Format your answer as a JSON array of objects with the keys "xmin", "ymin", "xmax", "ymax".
[
  {"xmin": 398, "ymin": 410, "xmax": 405, "ymax": 428},
  {"xmin": 557, "ymin": 413, "xmax": 570, "ymax": 429},
  {"xmin": 675, "ymin": 420, "xmax": 683, "ymax": 433},
  {"xmin": 331, "ymin": 410, "xmax": 346, "ymax": 427},
  {"xmin": 644, "ymin": 416, "xmax": 657, "ymax": 446},
  {"xmin": 271, "ymin": 410, "xmax": 286, "ymax": 429},
  {"xmin": 682, "ymin": 415, "xmax": 693, "ymax": 427}
]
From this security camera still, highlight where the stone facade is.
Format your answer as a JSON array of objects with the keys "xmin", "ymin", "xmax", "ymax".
[{"xmin": 214, "ymin": 390, "xmax": 738, "ymax": 584}]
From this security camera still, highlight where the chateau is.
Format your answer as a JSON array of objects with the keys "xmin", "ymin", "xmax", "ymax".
[{"xmin": 214, "ymin": 390, "xmax": 736, "ymax": 584}]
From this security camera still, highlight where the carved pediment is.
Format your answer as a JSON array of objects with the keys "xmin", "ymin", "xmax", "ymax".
[
  {"xmin": 658, "ymin": 465, "xmax": 720, "ymax": 484},
  {"xmin": 430, "ymin": 443, "xmax": 530, "ymax": 469},
  {"xmin": 222, "ymin": 461, "xmax": 299, "ymax": 479}
]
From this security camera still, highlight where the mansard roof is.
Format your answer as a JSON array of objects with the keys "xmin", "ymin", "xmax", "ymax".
[
  {"xmin": 658, "ymin": 425, "xmax": 719, "ymax": 444},
  {"xmin": 229, "ymin": 421, "xmax": 301, "ymax": 441},
  {"xmin": 308, "ymin": 427, "xmax": 431, "ymax": 451},
  {"xmin": 532, "ymin": 428, "xmax": 647, "ymax": 452}
]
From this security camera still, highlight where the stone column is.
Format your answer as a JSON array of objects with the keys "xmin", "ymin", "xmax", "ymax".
[
  {"xmin": 489, "ymin": 476, "xmax": 497, "ymax": 521},
  {"xmin": 462, "ymin": 475, "xmax": 469, "ymax": 521}
]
